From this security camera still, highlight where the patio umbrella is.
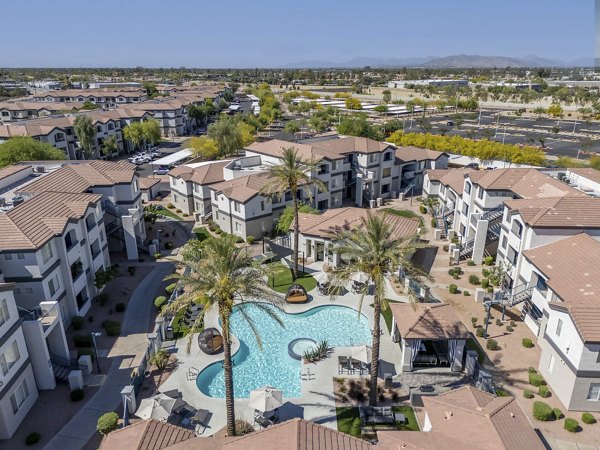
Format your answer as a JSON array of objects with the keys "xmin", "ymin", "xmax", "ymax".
[
  {"xmin": 351, "ymin": 345, "xmax": 372, "ymax": 364},
  {"xmin": 351, "ymin": 272, "xmax": 369, "ymax": 284},
  {"xmin": 135, "ymin": 394, "xmax": 176, "ymax": 421},
  {"xmin": 248, "ymin": 386, "xmax": 283, "ymax": 413}
]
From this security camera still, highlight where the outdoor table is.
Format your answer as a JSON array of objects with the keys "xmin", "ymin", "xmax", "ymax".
[
  {"xmin": 394, "ymin": 412, "xmax": 406, "ymax": 424},
  {"xmin": 191, "ymin": 409, "xmax": 210, "ymax": 425}
]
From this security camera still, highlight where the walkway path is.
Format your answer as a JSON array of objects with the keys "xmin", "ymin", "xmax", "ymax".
[{"xmin": 44, "ymin": 261, "xmax": 174, "ymax": 450}]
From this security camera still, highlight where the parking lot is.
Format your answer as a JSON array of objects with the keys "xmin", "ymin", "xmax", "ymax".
[{"xmin": 114, "ymin": 139, "xmax": 191, "ymax": 177}]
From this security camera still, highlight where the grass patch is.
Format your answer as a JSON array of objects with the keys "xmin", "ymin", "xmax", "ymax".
[
  {"xmin": 267, "ymin": 263, "xmax": 317, "ymax": 293},
  {"xmin": 193, "ymin": 227, "xmax": 211, "ymax": 242},
  {"xmin": 392, "ymin": 405, "xmax": 420, "ymax": 431},
  {"xmin": 467, "ymin": 337, "xmax": 485, "ymax": 364},
  {"xmin": 157, "ymin": 209, "xmax": 182, "ymax": 221},
  {"xmin": 370, "ymin": 300, "xmax": 401, "ymax": 334},
  {"xmin": 336, "ymin": 407, "xmax": 362, "ymax": 438}
]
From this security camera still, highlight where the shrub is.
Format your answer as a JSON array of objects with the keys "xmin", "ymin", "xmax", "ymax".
[
  {"xmin": 481, "ymin": 278, "xmax": 490, "ymax": 288},
  {"xmin": 582, "ymin": 412, "xmax": 596, "ymax": 424},
  {"xmin": 483, "ymin": 256, "xmax": 494, "ymax": 265},
  {"xmin": 74, "ymin": 334, "xmax": 93, "ymax": 348},
  {"xmin": 153, "ymin": 252, "xmax": 162, "ymax": 259},
  {"xmin": 538, "ymin": 385, "xmax": 550, "ymax": 398},
  {"xmin": 524, "ymin": 390, "xmax": 534, "ymax": 399},
  {"xmin": 564, "ymin": 418, "xmax": 579, "ymax": 432},
  {"xmin": 128, "ymin": 266, "xmax": 136, "ymax": 276},
  {"xmin": 495, "ymin": 318, "xmax": 503, "ymax": 327},
  {"xmin": 553, "ymin": 408, "xmax": 563, "ymax": 419},
  {"xmin": 448, "ymin": 284, "xmax": 458, "ymax": 294},
  {"xmin": 528, "ymin": 366, "xmax": 537, "ymax": 374},
  {"xmin": 471, "ymin": 317, "xmax": 478, "ymax": 326},
  {"xmin": 99, "ymin": 293, "xmax": 109, "ymax": 306},
  {"xmin": 529, "ymin": 373, "xmax": 545, "ymax": 387},
  {"xmin": 72, "ymin": 316, "xmax": 85, "ymax": 330},
  {"xmin": 443, "ymin": 244, "xmax": 449, "ymax": 252},
  {"xmin": 214, "ymin": 228, "xmax": 222, "ymax": 234},
  {"xmin": 235, "ymin": 419, "xmax": 254, "ymax": 436},
  {"xmin": 522, "ymin": 338, "xmax": 534, "ymax": 348},
  {"xmin": 463, "ymin": 290, "xmax": 470, "ymax": 296},
  {"xmin": 77, "ymin": 347, "xmax": 95, "ymax": 358},
  {"xmin": 103, "ymin": 320, "xmax": 121, "ymax": 336},
  {"xmin": 486, "ymin": 339, "xmax": 499, "ymax": 350},
  {"xmin": 467, "ymin": 259, "xmax": 475, "ymax": 266},
  {"xmin": 235, "ymin": 236, "xmax": 244, "ymax": 243},
  {"xmin": 165, "ymin": 242, "xmax": 174, "ymax": 250},
  {"xmin": 25, "ymin": 432, "xmax": 40, "ymax": 446},
  {"xmin": 476, "ymin": 327, "xmax": 485, "ymax": 337},
  {"xmin": 167, "ymin": 203, "xmax": 175, "ymax": 209},
  {"xmin": 510, "ymin": 320, "xmax": 516, "ymax": 327},
  {"xmin": 165, "ymin": 283, "xmax": 177, "ymax": 294},
  {"xmin": 149, "ymin": 349, "xmax": 169, "ymax": 370},
  {"xmin": 506, "ymin": 325, "xmax": 513, "ymax": 332},
  {"xmin": 97, "ymin": 412, "xmax": 119, "ymax": 435},
  {"xmin": 176, "ymin": 208, "xmax": 182, "ymax": 213},
  {"xmin": 532, "ymin": 401, "xmax": 554, "ymax": 421},
  {"xmin": 430, "ymin": 218, "xmax": 437, "ymax": 228},
  {"xmin": 70, "ymin": 388, "xmax": 85, "ymax": 402},
  {"xmin": 495, "ymin": 389, "xmax": 509, "ymax": 397},
  {"xmin": 419, "ymin": 205, "xmax": 427, "ymax": 214},
  {"xmin": 183, "ymin": 213, "xmax": 189, "ymax": 217},
  {"xmin": 468, "ymin": 274, "xmax": 480, "ymax": 285},
  {"xmin": 154, "ymin": 296, "xmax": 167, "ymax": 310},
  {"xmin": 115, "ymin": 302, "xmax": 126, "ymax": 313},
  {"xmin": 246, "ymin": 235, "xmax": 255, "ymax": 244},
  {"xmin": 453, "ymin": 273, "xmax": 459, "ymax": 279},
  {"xmin": 482, "ymin": 268, "xmax": 490, "ymax": 277}
]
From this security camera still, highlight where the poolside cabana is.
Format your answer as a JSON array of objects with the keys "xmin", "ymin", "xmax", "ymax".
[
  {"xmin": 286, "ymin": 284, "xmax": 308, "ymax": 303},
  {"xmin": 389, "ymin": 303, "xmax": 469, "ymax": 372},
  {"xmin": 197, "ymin": 328, "xmax": 223, "ymax": 355}
]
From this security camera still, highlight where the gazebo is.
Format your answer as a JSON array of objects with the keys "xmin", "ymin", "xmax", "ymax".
[
  {"xmin": 286, "ymin": 284, "xmax": 308, "ymax": 303},
  {"xmin": 197, "ymin": 328, "xmax": 224, "ymax": 354}
]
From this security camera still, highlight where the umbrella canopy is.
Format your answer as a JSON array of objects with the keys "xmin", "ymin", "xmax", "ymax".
[
  {"xmin": 248, "ymin": 386, "xmax": 283, "ymax": 412},
  {"xmin": 316, "ymin": 272, "xmax": 330, "ymax": 285},
  {"xmin": 351, "ymin": 345, "xmax": 372, "ymax": 364},
  {"xmin": 135, "ymin": 394, "xmax": 176, "ymax": 421},
  {"xmin": 352, "ymin": 272, "xmax": 369, "ymax": 284}
]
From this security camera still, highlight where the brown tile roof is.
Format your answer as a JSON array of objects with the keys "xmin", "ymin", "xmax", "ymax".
[
  {"xmin": 523, "ymin": 233, "xmax": 600, "ymax": 342},
  {"xmin": 0, "ymin": 101, "xmax": 85, "ymax": 112},
  {"xmin": 0, "ymin": 191, "xmax": 102, "ymax": 250},
  {"xmin": 317, "ymin": 136, "xmax": 393, "ymax": 155},
  {"xmin": 34, "ymin": 88, "xmax": 146, "ymax": 99},
  {"xmin": 504, "ymin": 197, "xmax": 600, "ymax": 228},
  {"xmin": 389, "ymin": 302, "xmax": 470, "ymax": 339},
  {"xmin": 425, "ymin": 168, "xmax": 475, "ymax": 195},
  {"xmin": 569, "ymin": 168, "xmax": 600, "ymax": 185},
  {"xmin": 0, "ymin": 164, "xmax": 31, "ymax": 181},
  {"xmin": 139, "ymin": 177, "xmax": 161, "ymax": 189},
  {"xmin": 297, "ymin": 207, "xmax": 420, "ymax": 240},
  {"xmin": 395, "ymin": 146, "xmax": 445, "ymax": 162},
  {"xmin": 169, "ymin": 161, "xmax": 229, "ymax": 185},
  {"xmin": 209, "ymin": 172, "xmax": 275, "ymax": 203},
  {"xmin": 17, "ymin": 160, "xmax": 136, "ymax": 195},
  {"xmin": 99, "ymin": 419, "xmax": 195, "ymax": 450},
  {"xmin": 245, "ymin": 139, "xmax": 343, "ymax": 161}
]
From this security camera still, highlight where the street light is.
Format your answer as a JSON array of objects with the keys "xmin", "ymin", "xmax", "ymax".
[{"xmin": 91, "ymin": 332, "xmax": 102, "ymax": 373}]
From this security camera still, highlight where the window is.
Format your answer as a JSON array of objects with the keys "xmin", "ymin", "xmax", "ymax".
[
  {"xmin": 48, "ymin": 275, "xmax": 59, "ymax": 296},
  {"xmin": 4, "ymin": 254, "xmax": 12, "ymax": 260},
  {"xmin": 507, "ymin": 246, "xmax": 518, "ymax": 265},
  {"xmin": 25, "ymin": 288, "xmax": 33, "ymax": 294},
  {"xmin": 235, "ymin": 222, "xmax": 240, "ymax": 231},
  {"xmin": 233, "ymin": 202, "xmax": 240, "ymax": 213},
  {"xmin": 462, "ymin": 203, "xmax": 469, "ymax": 216},
  {"xmin": 556, "ymin": 319, "xmax": 563, "ymax": 337},
  {"xmin": 17, "ymin": 253, "xmax": 24, "ymax": 260},
  {"xmin": 369, "ymin": 154, "xmax": 377, "ymax": 163},
  {"xmin": 477, "ymin": 188, "xmax": 484, "ymax": 200},
  {"xmin": 382, "ymin": 184, "xmax": 390, "ymax": 194},
  {"xmin": 382, "ymin": 167, "xmax": 392, "ymax": 178},
  {"xmin": 13, "ymin": 288, "xmax": 21, "ymax": 295},
  {"xmin": 512, "ymin": 220, "xmax": 523, "ymax": 238},
  {"xmin": 0, "ymin": 340, "xmax": 21, "ymax": 376},
  {"xmin": 173, "ymin": 194, "xmax": 178, "ymax": 202},
  {"xmin": 501, "ymin": 236, "xmax": 508, "ymax": 249},
  {"xmin": 548, "ymin": 354, "xmax": 555, "ymax": 373},
  {"xmin": 260, "ymin": 201, "xmax": 265, "ymax": 211},
  {"xmin": 535, "ymin": 275, "xmax": 548, "ymax": 294},
  {"xmin": 10, "ymin": 379, "xmax": 29, "ymax": 414},
  {"xmin": 588, "ymin": 383, "xmax": 600, "ymax": 401},
  {"xmin": 41, "ymin": 242, "xmax": 53, "ymax": 263},
  {"xmin": 465, "ymin": 182, "xmax": 472, "ymax": 194},
  {"xmin": 383, "ymin": 152, "xmax": 392, "ymax": 161},
  {"xmin": 0, "ymin": 299, "xmax": 10, "ymax": 327},
  {"xmin": 215, "ymin": 211, "xmax": 219, "ymax": 220}
]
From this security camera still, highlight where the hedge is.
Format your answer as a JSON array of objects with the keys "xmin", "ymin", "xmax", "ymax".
[
  {"xmin": 97, "ymin": 412, "xmax": 119, "ymax": 435},
  {"xmin": 70, "ymin": 388, "xmax": 85, "ymax": 402},
  {"xmin": 582, "ymin": 412, "xmax": 596, "ymax": 424},
  {"xmin": 103, "ymin": 320, "xmax": 121, "ymax": 337},
  {"xmin": 529, "ymin": 373, "xmax": 545, "ymax": 387},
  {"xmin": 538, "ymin": 385, "xmax": 550, "ymax": 398},
  {"xmin": 533, "ymin": 401, "xmax": 554, "ymax": 421},
  {"xmin": 564, "ymin": 418, "xmax": 579, "ymax": 432}
]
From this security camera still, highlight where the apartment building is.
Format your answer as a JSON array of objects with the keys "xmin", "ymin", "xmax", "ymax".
[
  {"xmin": 31, "ymin": 88, "xmax": 148, "ymax": 107},
  {"xmin": 0, "ymin": 101, "xmax": 84, "ymax": 124},
  {"xmin": 128, "ymin": 97, "xmax": 202, "ymax": 137}
]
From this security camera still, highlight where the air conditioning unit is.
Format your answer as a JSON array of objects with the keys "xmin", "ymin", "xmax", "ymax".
[{"xmin": 35, "ymin": 166, "xmax": 45, "ymax": 173}]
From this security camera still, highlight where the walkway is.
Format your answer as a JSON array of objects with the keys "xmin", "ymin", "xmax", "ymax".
[{"xmin": 44, "ymin": 262, "xmax": 174, "ymax": 450}]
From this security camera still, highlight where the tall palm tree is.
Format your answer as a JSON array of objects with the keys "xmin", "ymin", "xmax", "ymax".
[
  {"xmin": 328, "ymin": 211, "xmax": 429, "ymax": 406},
  {"xmin": 161, "ymin": 235, "xmax": 283, "ymax": 436},
  {"xmin": 260, "ymin": 147, "xmax": 327, "ymax": 279}
]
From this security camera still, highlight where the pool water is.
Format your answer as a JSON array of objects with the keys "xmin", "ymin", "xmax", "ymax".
[{"xmin": 196, "ymin": 303, "xmax": 371, "ymax": 398}]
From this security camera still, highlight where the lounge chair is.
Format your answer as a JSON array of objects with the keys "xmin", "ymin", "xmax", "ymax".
[{"xmin": 338, "ymin": 356, "xmax": 350, "ymax": 374}]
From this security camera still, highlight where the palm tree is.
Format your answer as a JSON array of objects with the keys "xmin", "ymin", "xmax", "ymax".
[
  {"xmin": 328, "ymin": 211, "xmax": 429, "ymax": 406},
  {"xmin": 260, "ymin": 147, "xmax": 327, "ymax": 279},
  {"xmin": 161, "ymin": 234, "xmax": 283, "ymax": 436}
]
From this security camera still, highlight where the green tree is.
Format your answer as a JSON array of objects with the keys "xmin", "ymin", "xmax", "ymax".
[
  {"xmin": 123, "ymin": 122, "xmax": 144, "ymax": 153},
  {"xmin": 101, "ymin": 135, "xmax": 118, "ymax": 156},
  {"xmin": 74, "ymin": 115, "xmax": 96, "ymax": 159},
  {"xmin": 276, "ymin": 203, "xmax": 319, "ymax": 233},
  {"xmin": 260, "ymin": 148, "xmax": 327, "ymax": 278},
  {"xmin": 547, "ymin": 103, "xmax": 563, "ymax": 117},
  {"xmin": 238, "ymin": 121, "xmax": 255, "ymax": 147},
  {"xmin": 284, "ymin": 121, "xmax": 301, "ymax": 141},
  {"xmin": 143, "ymin": 81, "xmax": 159, "ymax": 98},
  {"xmin": 189, "ymin": 136, "xmax": 219, "ymax": 160},
  {"xmin": 373, "ymin": 104, "xmax": 388, "ymax": 114},
  {"xmin": 382, "ymin": 89, "xmax": 392, "ymax": 103},
  {"xmin": 345, "ymin": 97, "xmax": 362, "ymax": 110},
  {"xmin": 0, "ymin": 136, "xmax": 64, "ymax": 167},
  {"xmin": 188, "ymin": 104, "xmax": 207, "ymax": 125},
  {"xmin": 328, "ymin": 211, "xmax": 428, "ymax": 406},
  {"xmin": 142, "ymin": 120, "xmax": 161, "ymax": 146},
  {"xmin": 208, "ymin": 117, "xmax": 243, "ymax": 157},
  {"xmin": 161, "ymin": 235, "xmax": 283, "ymax": 436},
  {"xmin": 81, "ymin": 100, "xmax": 99, "ymax": 110}
]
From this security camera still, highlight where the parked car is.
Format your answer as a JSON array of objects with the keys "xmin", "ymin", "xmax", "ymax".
[
  {"xmin": 465, "ymin": 163, "xmax": 479, "ymax": 170},
  {"xmin": 153, "ymin": 168, "xmax": 170, "ymax": 175}
]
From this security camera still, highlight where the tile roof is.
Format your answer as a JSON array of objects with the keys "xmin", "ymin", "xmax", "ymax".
[
  {"xmin": 395, "ymin": 146, "xmax": 445, "ymax": 162},
  {"xmin": 209, "ymin": 172, "xmax": 272, "ymax": 203},
  {"xmin": 245, "ymin": 139, "xmax": 343, "ymax": 161},
  {"xmin": 99, "ymin": 419, "xmax": 195, "ymax": 450},
  {"xmin": 139, "ymin": 177, "xmax": 161, "ymax": 189},
  {"xmin": 425, "ymin": 168, "xmax": 475, "ymax": 194},
  {"xmin": 504, "ymin": 197, "xmax": 600, "ymax": 228},
  {"xmin": 569, "ymin": 168, "xmax": 600, "ymax": 185},
  {"xmin": 523, "ymin": 233, "xmax": 600, "ymax": 342},
  {"xmin": 17, "ymin": 160, "xmax": 136, "ymax": 195},
  {"xmin": 0, "ymin": 164, "xmax": 31, "ymax": 181},
  {"xmin": 389, "ymin": 302, "xmax": 470, "ymax": 339},
  {"xmin": 169, "ymin": 161, "xmax": 229, "ymax": 185},
  {"xmin": 0, "ymin": 191, "xmax": 102, "ymax": 250},
  {"xmin": 317, "ymin": 136, "xmax": 393, "ymax": 155},
  {"xmin": 0, "ymin": 101, "xmax": 85, "ymax": 112}
]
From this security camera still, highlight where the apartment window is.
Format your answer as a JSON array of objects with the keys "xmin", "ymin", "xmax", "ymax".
[
  {"xmin": 460, "ymin": 224, "xmax": 466, "ymax": 236},
  {"xmin": 507, "ymin": 246, "xmax": 518, "ymax": 265},
  {"xmin": 17, "ymin": 253, "xmax": 24, "ymax": 260},
  {"xmin": 13, "ymin": 288, "xmax": 21, "ymax": 295},
  {"xmin": 0, "ymin": 299, "xmax": 9, "ymax": 327},
  {"xmin": 235, "ymin": 222, "xmax": 240, "ymax": 231},
  {"xmin": 556, "ymin": 318, "xmax": 563, "ymax": 337},
  {"xmin": 195, "ymin": 201, "xmax": 200, "ymax": 210},
  {"xmin": 477, "ymin": 188, "xmax": 484, "ymax": 200},
  {"xmin": 215, "ymin": 211, "xmax": 219, "ymax": 220},
  {"xmin": 382, "ymin": 184, "xmax": 390, "ymax": 194},
  {"xmin": 512, "ymin": 220, "xmax": 523, "ymax": 238},
  {"xmin": 0, "ymin": 340, "xmax": 21, "ymax": 376},
  {"xmin": 260, "ymin": 201, "xmax": 265, "ymax": 211},
  {"xmin": 318, "ymin": 164, "xmax": 329, "ymax": 175},
  {"xmin": 382, "ymin": 167, "xmax": 392, "ymax": 178},
  {"xmin": 462, "ymin": 203, "xmax": 469, "ymax": 216},
  {"xmin": 25, "ymin": 288, "xmax": 33, "ymax": 294},
  {"xmin": 49, "ymin": 275, "xmax": 59, "ymax": 296},
  {"xmin": 173, "ymin": 194, "xmax": 178, "ymax": 202},
  {"xmin": 5, "ymin": 254, "xmax": 12, "ymax": 260},
  {"xmin": 588, "ymin": 384, "xmax": 600, "ymax": 401},
  {"xmin": 501, "ymin": 236, "xmax": 507, "ymax": 249},
  {"xmin": 41, "ymin": 242, "xmax": 54, "ymax": 263},
  {"xmin": 465, "ymin": 182, "xmax": 472, "ymax": 194},
  {"xmin": 233, "ymin": 202, "xmax": 240, "ymax": 213},
  {"xmin": 331, "ymin": 161, "xmax": 337, "ymax": 171},
  {"xmin": 383, "ymin": 151, "xmax": 392, "ymax": 161},
  {"xmin": 10, "ymin": 379, "xmax": 29, "ymax": 414},
  {"xmin": 369, "ymin": 154, "xmax": 377, "ymax": 163},
  {"xmin": 535, "ymin": 275, "xmax": 548, "ymax": 295}
]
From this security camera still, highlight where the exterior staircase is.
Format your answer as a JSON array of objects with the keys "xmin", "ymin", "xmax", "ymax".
[
  {"xmin": 49, "ymin": 352, "xmax": 79, "ymax": 383},
  {"xmin": 102, "ymin": 200, "xmax": 149, "ymax": 254}
]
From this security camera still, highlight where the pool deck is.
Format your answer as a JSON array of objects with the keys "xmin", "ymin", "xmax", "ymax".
[{"xmin": 158, "ymin": 268, "xmax": 407, "ymax": 435}]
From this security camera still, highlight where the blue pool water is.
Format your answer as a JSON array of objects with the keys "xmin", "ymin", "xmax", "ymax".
[{"xmin": 196, "ymin": 304, "xmax": 371, "ymax": 398}]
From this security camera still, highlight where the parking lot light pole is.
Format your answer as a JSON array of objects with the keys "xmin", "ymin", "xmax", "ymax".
[{"xmin": 91, "ymin": 332, "xmax": 102, "ymax": 373}]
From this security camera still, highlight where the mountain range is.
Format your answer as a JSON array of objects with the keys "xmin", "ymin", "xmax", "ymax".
[{"xmin": 281, "ymin": 54, "xmax": 594, "ymax": 69}]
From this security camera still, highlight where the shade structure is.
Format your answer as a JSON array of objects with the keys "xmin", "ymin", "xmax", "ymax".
[
  {"xmin": 248, "ymin": 386, "xmax": 283, "ymax": 413},
  {"xmin": 135, "ymin": 394, "xmax": 176, "ymax": 421},
  {"xmin": 351, "ymin": 345, "xmax": 372, "ymax": 364},
  {"xmin": 316, "ymin": 272, "xmax": 330, "ymax": 285},
  {"xmin": 351, "ymin": 272, "xmax": 369, "ymax": 284}
]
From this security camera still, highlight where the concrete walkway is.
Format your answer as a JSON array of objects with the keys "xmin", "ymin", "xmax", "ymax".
[{"xmin": 44, "ymin": 262, "xmax": 174, "ymax": 450}]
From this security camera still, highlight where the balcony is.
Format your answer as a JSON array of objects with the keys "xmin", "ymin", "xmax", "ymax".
[{"xmin": 70, "ymin": 261, "xmax": 84, "ymax": 282}]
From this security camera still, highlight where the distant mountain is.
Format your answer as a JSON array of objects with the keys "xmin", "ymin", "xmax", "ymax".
[{"xmin": 281, "ymin": 57, "xmax": 434, "ymax": 69}]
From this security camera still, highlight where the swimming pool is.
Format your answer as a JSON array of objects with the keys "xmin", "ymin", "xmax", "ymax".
[{"xmin": 196, "ymin": 303, "xmax": 372, "ymax": 398}]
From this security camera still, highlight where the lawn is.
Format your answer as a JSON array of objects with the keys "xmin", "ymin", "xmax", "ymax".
[
  {"xmin": 392, "ymin": 405, "xmax": 420, "ymax": 431},
  {"xmin": 268, "ymin": 263, "xmax": 317, "ymax": 293},
  {"xmin": 157, "ymin": 208, "xmax": 182, "ymax": 221},
  {"xmin": 336, "ymin": 407, "xmax": 362, "ymax": 438},
  {"xmin": 369, "ymin": 299, "xmax": 401, "ymax": 334},
  {"xmin": 193, "ymin": 227, "xmax": 211, "ymax": 242},
  {"xmin": 466, "ymin": 336, "xmax": 486, "ymax": 364}
]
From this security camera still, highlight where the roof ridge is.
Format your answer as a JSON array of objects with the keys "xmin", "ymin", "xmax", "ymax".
[{"xmin": 404, "ymin": 305, "xmax": 433, "ymax": 336}]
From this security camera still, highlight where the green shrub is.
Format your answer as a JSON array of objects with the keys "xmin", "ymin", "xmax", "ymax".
[
  {"xmin": 214, "ymin": 228, "xmax": 222, "ymax": 234},
  {"xmin": 165, "ymin": 283, "xmax": 177, "ymax": 295},
  {"xmin": 484, "ymin": 256, "xmax": 494, "ymax": 265},
  {"xmin": 476, "ymin": 327, "xmax": 485, "ymax": 337},
  {"xmin": 99, "ymin": 293, "xmax": 109, "ymax": 306},
  {"xmin": 77, "ymin": 347, "xmax": 95, "ymax": 358},
  {"xmin": 103, "ymin": 320, "xmax": 121, "ymax": 336},
  {"xmin": 528, "ymin": 366, "xmax": 537, "ymax": 374},
  {"xmin": 183, "ymin": 213, "xmax": 189, "ymax": 217},
  {"xmin": 419, "ymin": 205, "xmax": 427, "ymax": 214},
  {"xmin": 510, "ymin": 320, "xmax": 516, "ymax": 327},
  {"xmin": 481, "ymin": 278, "xmax": 490, "ymax": 288},
  {"xmin": 448, "ymin": 284, "xmax": 458, "ymax": 294},
  {"xmin": 582, "ymin": 412, "xmax": 596, "ymax": 424},
  {"xmin": 74, "ymin": 334, "xmax": 93, "ymax": 348},
  {"xmin": 468, "ymin": 274, "xmax": 480, "ymax": 285},
  {"xmin": 153, "ymin": 252, "xmax": 162, "ymax": 259},
  {"xmin": 70, "ymin": 388, "xmax": 85, "ymax": 402},
  {"xmin": 495, "ymin": 389, "xmax": 509, "ymax": 397},
  {"xmin": 553, "ymin": 408, "xmax": 563, "ymax": 419},
  {"xmin": 72, "ymin": 316, "xmax": 85, "ymax": 330},
  {"xmin": 25, "ymin": 432, "xmax": 40, "ymax": 446},
  {"xmin": 564, "ymin": 418, "xmax": 579, "ymax": 432},
  {"xmin": 164, "ymin": 242, "xmax": 174, "ymax": 250},
  {"xmin": 431, "ymin": 218, "xmax": 437, "ymax": 228},
  {"xmin": 506, "ymin": 325, "xmax": 513, "ymax": 332},
  {"xmin": 529, "ymin": 373, "xmax": 545, "ymax": 387},
  {"xmin": 443, "ymin": 244, "xmax": 449, "ymax": 252},
  {"xmin": 538, "ymin": 385, "xmax": 550, "ymax": 398},
  {"xmin": 154, "ymin": 296, "xmax": 167, "ymax": 310},
  {"xmin": 115, "ymin": 302, "xmax": 126, "ymax": 313},
  {"xmin": 522, "ymin": 338, "xmax": 534, "ymax": 348},
  {"xmin": 471, "ymin": 317, "xmax": 478, "ymax": 326},
  {"xmin": 523, "ymin": 390, "xmax": 534, "ymax": 399},
  {"xmin": 495, "ymin": 318, "xmax": 503, "ymax": 327},
  {"xmin": 532, "ymin": 401, "xmax": 554, "ymax": 421},
  {"xmin": 176, "ymin": 208, "xmax": 182, "ymax": 213},
  {"xmin": 97, "ymin": 412, "xmax": 119, "ymax": 435},
  {"xmin": 167, "ymin": 203, "xmax": 175, "ymax": 209},
  {"xmin": 463, "ymin": 290, "xmax": 470, "ymax": 296},
  {"xmin": 482, "ymin": 268, "xmax": 490, "ymax": 277},
  {"xmin": 235, "ymin": 236, "xmax": 244, "ymax": 243},
  {"xmin": 486, "ymin": 339, "xmax": 499, "ymax": 350},
  {"xmin": 467, "ymin": 259, "xmax": 475, "ymax": 266},
  {"xmin": 246, "ymin": 235, "xmax": 255, "ymax": 244},
  {"xmin": 453, "ymin": 273, "xmax": 459, "ymax": 279}
]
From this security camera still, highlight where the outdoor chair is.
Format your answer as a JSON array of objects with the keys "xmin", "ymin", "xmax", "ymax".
[
  {"xmin": 254, "ymin": 410, "xmax": 274, "ymax": 428},
  {"xmin": 338, "ymin": 356, "xmax": 353, "ymax": 374}
]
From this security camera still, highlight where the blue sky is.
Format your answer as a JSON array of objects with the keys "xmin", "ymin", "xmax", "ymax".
[{"xmin": 2, "ymin": 0, "xmax": 594, "ymax": 67}]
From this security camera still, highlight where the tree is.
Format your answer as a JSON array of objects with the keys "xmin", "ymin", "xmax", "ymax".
[
  {"xmin": 533, "ymin": 106, "xmax": 546, "ymax": 117},
  {"xmin": 0, "ymin": 136, "xmax": 65, "ymax": 167},
  {"xmin": 161, "ymin": 235, "xmax": 283, "ymax": 436},
  {"xmin": 345, "ymin": 97, "xmax": 362, "ymax": 110},
  {"xmin": 97, "ymin": 412, "xmax": 119, "ymax": 435},
  {"xmin": 149, "ymin": 349, "xmax": 169, "ymax": 370},
  {"xmin": 123, "ymin": 122, "xmax": 144, "ymax": 152},
  {"xmin": 276, "ymin": 203, "xmax": 319, "ymax": 233},
  {"xmin": 143, "ymin": 81, "xmax": 159, "ymax": 99},
  {"xmin": 284, "ymin": 121, "xmax": 301, "ymax": 141},
  {"xmin": 238, "ymin": 122, "xmax": 255, "ymax": 147},
  {"xmin": 208, "ymin": 117, "xmax": 243, "ymax": 157},
  {"xmin": 260, "ymin": 148, "xmax": 327, "ymax": 278},
  {"xmin": 81, "ymin": 100, "xmax": 99, "ymax": 110},
  {"xmin": 189, "ymin": 136, "xmax": 219, "ymax": 160},
  {"xmin": 102, "ymin": 135, "xmax": 118, "ymax": 156},
  {"xmin": 74, "ymin": 115, "xmax": 96, "ymax": 159},
  {"xmin": 547, "ymin": 103, "xmax": 563, "ymax": 118},
  {"xmin": 373, "ymin": 104, "xmax": 388, "ymax": 114},
  {"xmin": 328, "ymin": 211, "xmax": 428, "ymax": 406},
  {"xmin": 142, "ymin": 120, "xmax": 161, "ymax": 146},
  {"xmin": 188, "ymin": 104, "xmax": 207, "ymax": 125},
  {"xmin": 382, "ymin": 89, "xmax": 392, "ymax": 103}
]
